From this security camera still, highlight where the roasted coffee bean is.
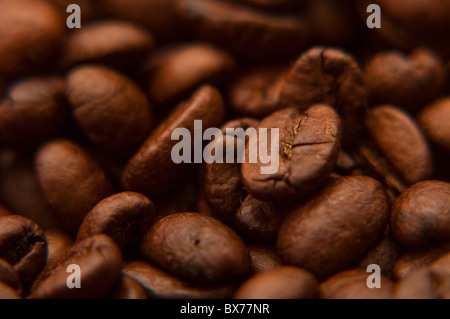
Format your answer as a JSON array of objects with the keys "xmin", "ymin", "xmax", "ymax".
[
  {"xmin": 235, "ymin": 195, "xmax": 285, "ymax": 243},
  {"xmin": 359, "ymin": 105, "xmax": 433, "ymax": 193},
  {"xmin": 319, "ymin": 269, "xmax": 395, "ymax": 299},
  {"xmin": 364, "ymin": 48, "xmax": 445, "ymax": 110},
  {"xmin": 35, "ymin": 140, "xmax": 114, "ymax": 234},
  {"xmin": 357, "ymin": 231, "xmax": 398, "ymax": 278},
  {"xmin": 202, "ymin": 118, "xmax": 259, "ymax": 224},
  {"xmin": 392, "ymin": 242, "xmax": 450, "ymax": 280},
  {"xmin": 0, "ymin": 259, "xmax": 21, "ymax": 294},
  {"xmin": 98, "ymin": 0, "xmax": 180, "ymax": 41},
  {"xmin": 0, "ymin": 77, "xmax": 68, "ymax": 148},
  {"xmin": 122, "ymin": 85, "xmax": 225, "ymax": 197},
  {"xmin": 241, "ymin": 105, "xmax": 341, "ymax": 202},
  {"xmin": 228, "ymin": 65, "xmax": 288, "ymax": 118},
  {"xmin": 123, "ymin": 261, "xmax": 234, "ymax": 299},
  {"xmin": 0, "ymin": 282, "xmax": 20, "ymax": 299},
  {"xmin": 0, "ymin": 150, "xmax": 60, "ymax": 230},
  {"xmin": 66, "ymin": 65, "xmax": 154, "ymax": 157},
  {"xmin": 59, "ymin": 21, "xmax": 154, "ymax": 70},
  {"xmin": 0, "ymin": 0, "xmax": 65, "ymax": 78},
  {"xmin": 30, "ymin": 234, "xmax": 122, "ymax": 299},
  {"xmin": 279, "ymin": 47, "xmax": 367, "ymax": 145},
  {"xmin": 248, "ymin": 245, "xmax": 282, "ymax": 274},
  {"xmin": 418, "ymin": 97, "xmax": 450, "ymax": 152},
  {"xmin": 277, "ymin": 176, "xmax": 388, "ymax": 279},
  {"xmin": 110, "ymin": 274, "xmax": 148, "ymax": 299},
  {"xmin": 44, "ymin": 230, "xmax": 73, "ymax": 266},
  {"xmin": 234, "ymin": 0, "xmax": 301, "ymax": 11},
  {"xmin": 0, "ymin": 215, "xmax": 47, "ymax": 287},
  {"xmin": 146, "ymin": 43, "xmax": 236, "ymax": 107},
  {"xmin": 77, "ymin": 192, "xmax": 156, "ymax": 250},
  {"xmin": 140, "ymin": 213, "xmax": 251, "ymax": 283},
  {"xmin": 233, "ymin": 266, "xmax": 318, "ymax": 299},
  {"xmin": 176, "ymin": 0, "xmax": 310, "ymax": 60},
  {"xmin": 391, "ymin": 180, "xmax": 450, "ymax": 246}
]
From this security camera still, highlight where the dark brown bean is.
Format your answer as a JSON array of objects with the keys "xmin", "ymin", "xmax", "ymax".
[
  {"xmin": 140, "ymin": 213, "xmax": 251, "ymax": 283},
  {"xmin": 175, "ymin": 0, "xmax": 310, "ymax": 60},
  {"xmin": 66, "ymin": 65, "xmax": 154, "ymax": 157},
  {"xmin": 122, "ymin": 85, "xmax": 225, "ymax": 197},
  {"xmin": 0, "ymin": 77, "xmax": 68, "ymax": 148},
  {"xmin": 146, "ymin": 43, "xmax": 236, "ymax": 107},
  {"xmin": 233, "ymin": 266, "xmax": 318, "ymax": 299},
  {"xmin": 202, "ymin": 118, "xmax": 259, "ymax": 224},
  {"xmin": 35, "ymin": 140, "xmax": 114, "ymax": 234},
  {"xmin": 45, "ymin": 229, "xmax": 73, "ymax": 266},
  {"xmin": 248, "ymin": 245, "xmax": 282, "ymax": 274},
  {"xmin": 123, "ymin": 261, "xmax": 234, "ymax": 299},
  {"xmin": 235, "ymin": 195, "xmax": 285, "ymax": 243},
  {"xmin": 0, "ymin": 259, "xmax": 22, "ymax": 294},
  {"xmin": 110, "ymin": 274, "xmax": 148, "ymax": 299},
  {"xmin": 364, "ymin": 48, "xmax": 445, "ymax": 110},
  {"xmin": 241, "ymin": 105, "xmax": 341, "ymax": 202},
  {"xmin": 228, "ymin": 65, "xmax": 288, "ymax": 118},
  {"xmin": 59, "ymin": 21, "xmax": 155, "ymax": 70},
  {"xmin": 390, "ymin": 180, "xmax": 450, "ymax": 245},
  {"xmin": 0, "ymin": 282, "xmax": 20, "ymax": 299},
  {"xmin": 418, "ymin": 97, "xmax": 450, "ymax": 152},
  {"xmin": 0, "ymin": 0, "xmax": 65, "ymax": 78},
  {"xmin": 0, "ymin": 150, "xmax": 60, "ymax": 230},
  {"xmin": 0, "ymin": 215, "xmax": 47, "ymax": 287},
  {"xmin": 279, "ymin": 47, "xmax": 367, "ymax": 145},
  {"xmin": 319, "ymin": 269, "xmax": 394, "ymax": 299},
  {"xmin": 77, "ymin": 192, "xmax": 156, "ymax": 250},
  {"xmin": 30, "ymin": 234, "xmax": 122, "ymax": 299},
  {"xmin": 277, "ymin": 176, "xmax": 389, "ymax": 279}
]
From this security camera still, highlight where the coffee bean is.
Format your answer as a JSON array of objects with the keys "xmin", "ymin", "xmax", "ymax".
[
  {"xmin": 66, "ymin": 65, "xmax": 154, "ymax": 157},
  {"xmin": 0, "ymin": 150, "xmax": 60, "ymax": 230},
  {"xmin": 30, "ymin": 234, "xmax": 122, "ymax": 299},
  {"xmin": 358, "ymin": 105, "xmax": 433, "ymax": 194},
  {"xmin": 391, "ymin": 180, "xmax": 450, "ymax": 245},
  {"xmin": 0, "ymin": 77, "xmax": 68, "ymax": 148},
  {"xmin": 392, "ymin": 242, "xmax": 450, "ymax": 280},
  {"xmin": 0, "ymin": 259, "xmax": 22, "ymax": 294},
  {"xmin": 241, "ymin": 104, "xmax": 341, "ymax": 202},
  {"xmin": 140, "ymin": 213, "xmax": 251, "ymax": 283},
  {"xmin": 35, "ymin": 140, "xmax": 114, "ymax": 234},
  {"xmin": 146, "ymin": 43, "xmax": 236, "ymax": 107},
  {"xmin": 319, "ymin": 269, "xmax": 394, "ymax": 299},
  {"xmin": 234, "ymin": 0, "xmax": 301, "ymax": 11},
  {"xmin": 110, "ymin": 274, "xmax": 148, "ymax": 299},
  {"xmin": 394, "ymin": 267, "xmax": 436, "ymax": 299},
  {"xmin": 0, "ymin": 215, "xmax": 47, "ymax": 287},
  {"xmin": 122, "ymin": 85, "xmax": 225, "ymax": 197},
  {"xmin": 175, "ymin": 0, "xmax": 310, "ymax": 60},
  {"xmin": 418, "ymin": 97, "xmax": 450, "ymax": 152},
  {"xmin": 202, "ymin": 118, "xmax": 259, "ymax": 224},
  {"xmin": 357, "ymin": 231, "xmax": 398, "ymax": 278},
  {"xmin": 364, "ymin": 48, "xmax": 445, "ymax": 110},
  {"xmin": 77, "ymin": 192, "xmax": 156, "ymax": 250},
  {"xmin": 235, "ymin": 195, "xmax": 285, "ymax": 243},
  {"xmin": 248, "ymin": 245, "xmax": 282, "ymax": 274},
  {"xmin": 123, "ymin": 261, "xmax": 234, "ymax": 299},
  {"xmin": 45, "ymin": 230, "xmax": 73, "ymax": 266},
  {"xmin": 277, "ymin": 176, "xmax": 388, "ymax": 279},
  {"xmin": 228, "ymin": 65, "xmax": 288, "ymax": 118},
  {"xmin": 0, "ymin": 0, "xmax": 65, "ymax": 78},
  {"xmin": 233, "ymin": 266, "xmax": 318, "ymax": 299},
  {"xmin": 279, "ymin": 47, "xmax": 367, "ymax": 145},
  {"xmin": 59, "ymin": 21, "xmax": 155, "ymax": 71}
]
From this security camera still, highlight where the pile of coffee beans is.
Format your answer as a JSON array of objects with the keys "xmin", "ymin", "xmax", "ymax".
[{"xmin": 0, "ymin": 0, "xmax": 449, "ymax": 299}]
